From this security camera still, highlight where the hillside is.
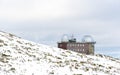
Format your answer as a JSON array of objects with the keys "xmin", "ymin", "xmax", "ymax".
[{"xmin": 0, "ymin": 31, "xmax": 120, "ymax": 75}]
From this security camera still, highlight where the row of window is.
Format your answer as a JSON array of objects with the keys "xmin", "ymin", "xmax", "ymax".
[
  {"xmin": 69, "ymin": 49, "xmax": 85, "ymax": 52},
  {"xmin": 67, "ymin": 44, "xmax": 85, "ymax": 47}
]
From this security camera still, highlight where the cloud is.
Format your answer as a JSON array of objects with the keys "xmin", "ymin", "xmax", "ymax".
[
  {"xmin": 0, "ymin": 0, "xmax": 120, "ymax": 48},
  {"xmin": 0, "ymin": 0, "xmax": 120, "ymax": 24},
  {"xmin": 0, "ymin": 0, "xmax": 72, "ymax": 21}
]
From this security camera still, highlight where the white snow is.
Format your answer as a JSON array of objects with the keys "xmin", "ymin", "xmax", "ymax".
[{"xmin": 0, "ymin": 31, "xmax": 120, "ymax": 75}]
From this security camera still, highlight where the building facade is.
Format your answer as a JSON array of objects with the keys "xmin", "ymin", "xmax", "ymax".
[{"xmin": 58, "ymin": 35, "xmax": 96, "ymax": 55}]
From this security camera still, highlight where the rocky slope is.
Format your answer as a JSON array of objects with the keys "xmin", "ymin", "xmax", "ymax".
[{"xmin": 0, "ymin": 31, "xmax": 120, "ymax": 75}]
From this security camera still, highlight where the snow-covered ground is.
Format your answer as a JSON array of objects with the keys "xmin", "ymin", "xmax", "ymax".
[{"xmin": 0, "ymin": 31, "xmax": 120, "ymax": 75}]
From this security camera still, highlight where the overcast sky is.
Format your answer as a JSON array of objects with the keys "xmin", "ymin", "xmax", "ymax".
[{"xmin": 0, "ymin": 0, "xmax": 120, "ymax": 58}]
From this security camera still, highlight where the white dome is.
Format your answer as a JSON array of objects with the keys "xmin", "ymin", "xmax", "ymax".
[
  {"xmin": 82, "ymin": 35, "xmax": 94, "ymax": 42},
  {"xmin": 61, "ymin": 34, "xmax": 69, "ymax": 42}
]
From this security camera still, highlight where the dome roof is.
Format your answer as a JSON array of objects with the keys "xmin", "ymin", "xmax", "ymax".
[
  {"xmin": 82, "ymin": 35, "xmax": 94, "ymax": 42},
  {"xmin": 61, "ymin": 34, "xmax": 69, "ymax": 42}
]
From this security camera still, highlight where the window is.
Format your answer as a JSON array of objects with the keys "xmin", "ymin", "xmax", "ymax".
[
  {"xmin": 83, "ymin": 44, "xmax": 84, "ymax": 46},
  {"xmin": 67, "ymin": 44, "xmax": 69, "ymax": 47},
  {"xmin": 83, "ymin": 49, "xmax": 84, "ymax": 51}
]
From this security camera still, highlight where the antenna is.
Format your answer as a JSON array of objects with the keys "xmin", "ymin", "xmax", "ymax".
[
  {"xmin": 71, "ymin": 34, "xmax": 74, "ymax": 40},
  {"xmin": 69, "ymin": 34, "xmax": 76, "ymax": 42}
]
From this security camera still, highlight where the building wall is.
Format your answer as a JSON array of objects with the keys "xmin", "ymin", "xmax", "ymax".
[
  {"xmin": 58, "ymin": 42, "xmax": 67, "ymax": 49},
  {"xmin": 66, "ymin": 43, "xmax": 89, "ymax": 54},
  {"xmin": 58, "ymin": 42, "xmax": 95, "ymax": 55},
  {"xmin": 88, "ymin": 44, "xmax": 94, "ymax": 54}
]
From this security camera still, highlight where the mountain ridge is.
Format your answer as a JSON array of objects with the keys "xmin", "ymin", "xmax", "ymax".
[{"xmin": 0, "ymin": 31, "xmax": 120, "ymax": 75}]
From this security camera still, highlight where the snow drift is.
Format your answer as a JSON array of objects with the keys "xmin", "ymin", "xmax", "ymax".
[{"xmin": 0, "ymin": 31, "xmax": 120, "ymax": 75}]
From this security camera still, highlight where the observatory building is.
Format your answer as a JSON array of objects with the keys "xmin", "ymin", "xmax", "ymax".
[{"xmin": 58, "ymin": 35, "xmax": 96, "ymax": 55}]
